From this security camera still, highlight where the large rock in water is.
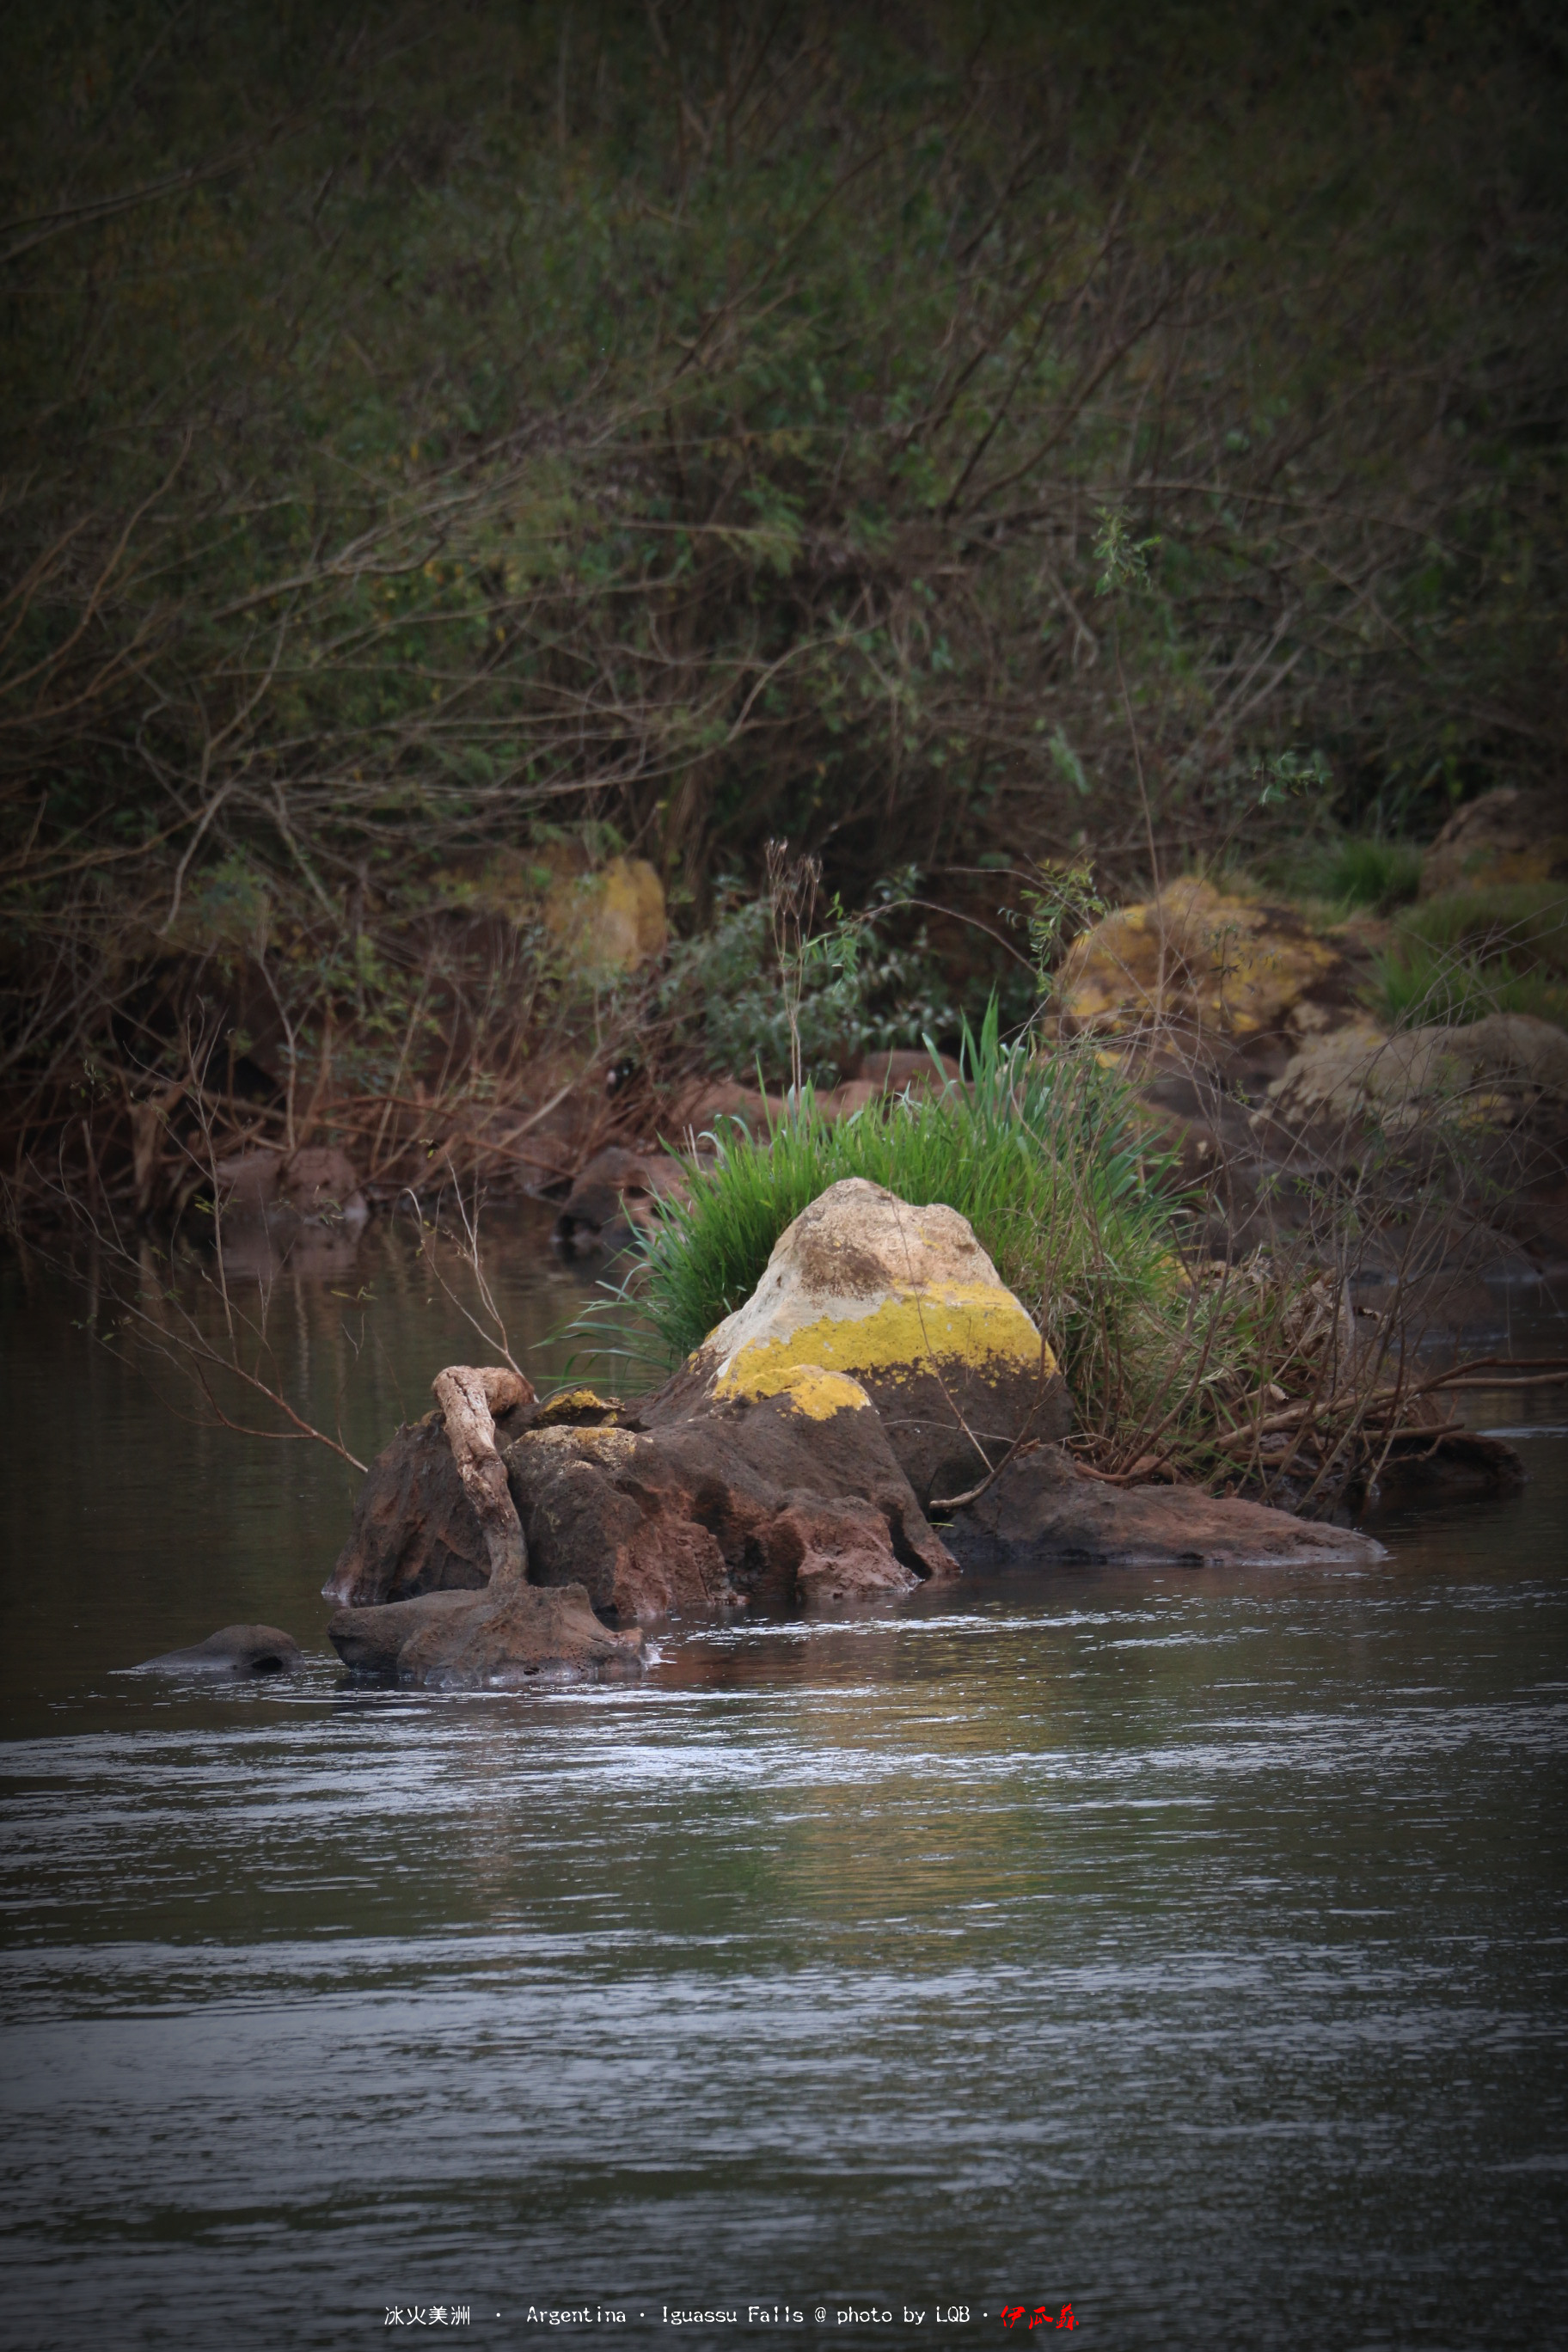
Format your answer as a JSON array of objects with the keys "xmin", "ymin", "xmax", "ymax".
[
  {"xmin": 943, "ymin": 1446, "xmax": 1382, "ymax": 1568},
  {"xmin": 328, "ymin": 1365, "xmax": 646, "ymax": 1686},
  {"xmin": 666, "ymin": 1177, "xmax": 1069, "ymax": 1509},
  {"xmin": 324, "ymin": 1386, "xmax": 540, "ymax": 1608},
  {"xmin": 505, "ymin": 1369, "xmax": 956, "ymax": 1623}
]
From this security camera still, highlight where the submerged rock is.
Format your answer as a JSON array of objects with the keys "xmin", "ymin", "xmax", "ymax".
[
  {"xmin": 943, "ymin": 1447, "xmax": 1383, "ymax": 1569},
  {"xmin": 671, "ymin": 1176, "xmax": 1069, "ymax": 1508},
  {"xmin": 138, "ymin": 1625, "xmax": 303, "ymax": 1676},
  {"xmin": 328, "ymin": 1578, "xmax": 644, "ymax": 1688}
]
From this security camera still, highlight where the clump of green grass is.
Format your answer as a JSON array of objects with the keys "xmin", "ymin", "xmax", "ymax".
[
  {"xmin": 1369, "ymin": 940, "xmax": 1568, "ymax": 1030},
  {"xmin": 1258, "ymin": 836, "xmax": 1423, "ymax": 914},
  {"xmin": 1368, "ymin": 884, "xmax": 1568, "ymax": 1028},
  {"xmin": 1398, "ymin": 883, "xmax": 1568, "ymax": 975},
  {"xmin": 640, "ymin": 1006, "xmax": 1175, "ymax": 1377},
  {"xmin": 585, "ymin": 1006, "xmax": 1339, "ymax": 1489}
]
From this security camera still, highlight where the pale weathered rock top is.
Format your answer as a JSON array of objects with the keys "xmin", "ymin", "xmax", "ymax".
[
  {"xmin": 695, "ymin": 1177, "xmax": 1069, "ymax": 1506},
  {"xmin": 705, "ymin": 1177, "xmax": 1025, "ymax": 1384},
  {"xmin": 1267, "ymin": 1009, "xmax": 1568, "ymax": 1125}
]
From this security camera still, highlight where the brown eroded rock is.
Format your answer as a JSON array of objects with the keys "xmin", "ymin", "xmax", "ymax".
[
  {"xmin": 328, "ymin": 1578, "xmax": 644, "ymax": 1688},
  {"xmin": 506, "ymin": 1367, "xmax": 950, "ymax": 1621},
  {"xmin": 943, "ymin": 1445, "xmax": 1382, "ymax": 1568},
  {"xmin": 550, "ymin": 1144, "xmax": 692, "ymax": 1257},
  {"xmin": 326, "ymin": 1363, "xmax": 646, "ymax": 1687},
  {"xmin": 281, "ymin": 1146, "xmax": 367, "ymax": 1225},
  {"xmin": 211, "ymin": 1148, "xmax": 284, "ymax": 1215},
  {"xmin": 673, "ymin": 1177, "xmax": 1069, "ymax": 1508}
]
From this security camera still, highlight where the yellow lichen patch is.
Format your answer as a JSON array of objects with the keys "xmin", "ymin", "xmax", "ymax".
[
  {"xmin": 714, "ymin": 1362, "xmax": 873, "ymax": 1418},
  {"xmin": 717, "ymin": 1283, "xmax": 1052, "ymax": 1393},
  {"xmin": 532, "ymin": 1387, "xmax": 614, "ymax": 1427},
  {"xmin": 519, "ymin": 1424, "xmax": 637, "ymax": 1465},
  {"xmin": 544, "ymin": 855, "xmax": 666, "ymax": 975},
  {"xmin": 1059, "ymin": 877, "xmax": 1342, "ymax": 1037}
]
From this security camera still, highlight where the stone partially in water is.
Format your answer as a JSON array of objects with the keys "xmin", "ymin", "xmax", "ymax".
[
  {"xmin": 507, "ymin": 1369, "xmax": 952, "ymax": 1622},
  {"xmin": 137, "ymin": 1624, "xmax": 303, "ymax": 1676},
  {"xmin": 328, "ymin": 1580, "xmax": 644, "ymax": 1688},
  {"xmin": 675, "ymin": 1176, "xmax": 1069, "ymax": 1508},
  {"xmin": 943, "ymin": 1445, "xmax": 1384, "ymax": 1569},
  {"xmin": 324, "ymin": 1386, "xmax": 539, "ymax": 1608}
]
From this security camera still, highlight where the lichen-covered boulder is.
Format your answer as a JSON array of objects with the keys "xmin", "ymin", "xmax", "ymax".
[
  {"xmin": 669, "ymin": 1178, "xmax": 1068, "ymax": 1508},
  {"xmin": 1265, "ymin": 1010, "xmax": 1568, "ymax": 1130},
  {"xmin": 1057, "ymin": 877, "xmax": 1347, "ymax": 1039},
  {"xmin": 506, "ymin": 1369, "xmax": 954, "ymax": 1623},
  {"xmin": 544, "ymin": 854, "xmax": 666, "ymax": 977}
]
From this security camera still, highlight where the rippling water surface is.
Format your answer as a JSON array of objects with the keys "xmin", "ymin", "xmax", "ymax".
[{"xmin": 2, "ymin": 1219, "xmax": 1565, "ymax": 2350}]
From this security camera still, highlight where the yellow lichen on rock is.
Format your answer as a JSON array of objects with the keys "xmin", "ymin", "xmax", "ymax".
[
  {"xmin": 691, "ymin": 1178, "xmax": 1070, "ymax": 1506},
  {"xmin": 714, "ymin": 1283, "xmax": 1050, "ymax": 1399},
  {"xmin": 714, "ymin": 1363, "xmax": 874, "ymax": 1419},
  {"xmin": 544, "ymin": 854, "xmax": 666, "ymax": 975},
  {"xmin": 1059, "ymin": 876, "xmax": 1342, "ymax": 1037},
  {"xmin": 432, "ymin": 847, "xmax": 666, "ymax": 975}
]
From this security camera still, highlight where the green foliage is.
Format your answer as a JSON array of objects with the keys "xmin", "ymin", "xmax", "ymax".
[
  {"xmin": 1370, "ymin": 946, "xmax": 1568, "ymax": 1030},
  {"xmin": 1265, "ymin": 836, "xmax": 1424, "ymax": 913},
  {"xmin": 611, "ymin": 1004, "xmax": 1300, "ymax": 1476},
  {"xmin": 657, "ymin": 877, "xmax": 955, "ymax": 1088},
  {"xmin": 3, "ymin": 0, "xmax": 1565, "ymax": 1150},
  {"xmin": 1398, "ymin": 885, "xmax": 1568, "ymax": 975},
  {"xmin": 634, "ymin": 1004, "xmax": 1169, "ymax": 1359},
  {"xmin": 1368, "ymin": 881, "xmax": 1568, "ymax": 1026}
]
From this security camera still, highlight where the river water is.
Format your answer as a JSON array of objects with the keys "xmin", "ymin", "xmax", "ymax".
[{"xmin": 2, "ymin": 1210, "xmax": 1565, "ymax": 2351}]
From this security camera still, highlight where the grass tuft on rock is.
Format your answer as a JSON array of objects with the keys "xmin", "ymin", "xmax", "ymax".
[{"xmin": 592, "ymin": 1008, "xmax": 1341, "ymax": 1496}]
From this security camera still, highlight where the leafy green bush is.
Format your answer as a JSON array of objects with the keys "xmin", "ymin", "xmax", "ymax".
[{"xmin": 656, "ymin": 883, "xmax": 954, "ymax": 1089}]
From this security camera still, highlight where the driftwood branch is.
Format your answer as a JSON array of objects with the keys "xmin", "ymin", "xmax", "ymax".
[{"xmin": 432, "ymin": 1363, "xmax": 535, "ymax": 1589}]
